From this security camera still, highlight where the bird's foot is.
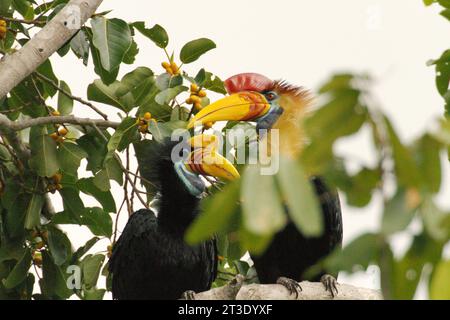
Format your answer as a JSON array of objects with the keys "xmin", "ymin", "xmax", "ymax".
[
  {"xmin": 276, "ymin": 277, "xmax": 302, "ymax": 299},
  {"xmin": 181, "ymin": 290, "xmax": 196, "ymax": 300},
  {"xmin": 320, "ymin": 274, "xmax": 339, "ymax": 298}
]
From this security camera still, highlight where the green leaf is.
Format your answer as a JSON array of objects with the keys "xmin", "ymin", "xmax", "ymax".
[
  {"xmin": 39, "ymin": 251, "xmax": 72, "ymax": 299},
  {"xmin": 277, "ymin": 157, "xmax": 323, "ymax": 236},
  {"xmin": 117, "ymin": 67, "xmax": 154, "ymax": 97},
  {"xmin": 385, "ymin": 117, "xmax": 421, "ymax": 188},
  {"xmin": 24, "ymin": 180, "xmax": 44, "ymax": 230},
  {"xmin": 180, "ymin": 38, "xmax": 216, "ymax": 64},
  {"xmin": 186, "ymin": 181, "xmax": 241, "ymax": 244},
  {"xmin": 421, "ymin": 199, "xmax": 449, "ymax": 241},
  {"xmin": 77, "ymin": 131, "xmax": 108, "ymax": 173},
  {"xmin": 70, "ymin": 237, "xmax": 101, "ymax": 265},
  {"xmin": 132, "ymin": 22, "xmax": 168, "ymax": 48},
  {"xmin": 123, "ymin": 40, "xmax": 139, "ymax": 65},
  {"xmin": 29, "ymin": 126, "xmax": 60, "ymax": 177},
  {"xmin": 155, "ymin": 86, "xmax": 188, "ymax": 105},
  {"xmin": 82, "ymin": 207, "xmax": 113, "ymax": 238},
  {"xmin": 430, "ymin": 260, "xmax": 450, "ymax": 299},
  {"xmin": 325, "ymin": 233, "xmax": 379, "ymax": 274},
  {"xmin": 90, "ymin": 39, "xmax": 119, "ymax": 85},
  {"xmin": 81, "ymin": 254, "xmax": 105, "ymax": 289},
  {"xmin": 87, "ymin": 79, "xmax": 135, "ymax": 112},
  {"xmin": 84, "ymin": 287, "xmax": 106, "ymax": 300},
  {"xmin": 91, "ymin": 17, "xmax": 132, "ymax": 72},
  {"xmin": 106, "ymin": 117, "xmax": 139, "ymax": 160},
  {"xmin": 93, "ymin": 158, "xmax": 124, "ymax": 191},
  {"xmin": 389, "ymin": 233, "xmax": 444, "ymax": 299},
  {"xmin": 59, "ymin": 187, "xmax": 85, "ymax": 222},
  {"xmin": 47, "ymin": 226, "xmax": 72, "ymax": 266},
  {"xmin": 57, "ymin": 141, "xmax": 88, "ymax": 175},
  {"xmin": 381, "ymin": 190, "xmax": 416, "ymax": 236},
  {"xmin": 414, "ymin": 134, "xmax": 442, "ymax": 193},
  {"xmin": 241, "ymin": 165, "xmax": 286, "ymax": 235},
  {"xmin": 77, "ymin": 178, "xmax": 116, "ymax": 213},
  {"xmin": 70, "ymin": 29, "xmax": 90, "ymax": 66},
  {"xmin": 57, "ymin": 80, "xmax": 73, "ymax": 115},
  {"xmin": 2, "ymin": 249, "xmax": 31, "ymax": 289},
  {"xmin": 6, "ymin": 193, "xmax": 29, "ymax": 237}
]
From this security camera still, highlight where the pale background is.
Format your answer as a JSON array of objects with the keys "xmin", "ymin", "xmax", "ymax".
[{"xmin": 44, "ymin": 0, "xmax": 449, "ymax": 299}]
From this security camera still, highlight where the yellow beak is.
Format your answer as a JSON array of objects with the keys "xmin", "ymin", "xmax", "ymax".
[
  {"xmin": 187, "ymin": 92, "xmax": 271, "ymax": 129},
  {"xmin": 185, "ymin": 134, "xmax": 240, "ymax": 181}
]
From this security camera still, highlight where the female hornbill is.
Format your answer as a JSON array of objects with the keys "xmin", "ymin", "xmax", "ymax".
[
  {"xmin": 108, "ymin": 136, "xmax": 239, "ymax": 300},
  {"xmin": 188, "ymin": 73, "xmax": 343, "ymax": 298}
]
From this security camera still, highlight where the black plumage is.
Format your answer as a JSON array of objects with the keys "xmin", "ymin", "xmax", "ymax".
[
  {"xmin": 251, "ymin": 176, "xmax": 343, "ymax": 292},
  {"xmin": 108, "ymin": 140, "xmax": 217, "ymax": 300}
]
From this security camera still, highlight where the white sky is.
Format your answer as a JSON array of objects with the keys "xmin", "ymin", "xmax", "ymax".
[{"xmin": 44, "ymin": 0, "xmax": 449, "ymax": 298}]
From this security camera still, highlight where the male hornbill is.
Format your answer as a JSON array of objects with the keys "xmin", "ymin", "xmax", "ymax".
[
  {"xmin": 108, "ymin": 136, "xmax": 239, "ymax": 300},
  {"xmin": 188, "ymin": 73, "xmax": 343, "ymax": 297}
]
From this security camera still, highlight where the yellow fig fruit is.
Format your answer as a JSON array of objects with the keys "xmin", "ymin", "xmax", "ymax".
[
  {"xmin": 58, "ymin": 127, "xmax": 68, "ymax": 136},
  {"xmin": 198, "ymin": 90, "xmax": 207, "ymax": 98},
  {"xmin": 144, "ymin": 112, "xmax": 152, "ymax": 121},
  {"xmin": 190, "ymin": 83, "xmax": 199, "ymax": 93},
  {"xmin": 51, "ymin": 110, "xmax": 60, "ymax": 116}
]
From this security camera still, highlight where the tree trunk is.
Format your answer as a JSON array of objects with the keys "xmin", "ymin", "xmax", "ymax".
[{"xmin": 0, "ymin": 0, "xmax": 104, "ymax": 99}]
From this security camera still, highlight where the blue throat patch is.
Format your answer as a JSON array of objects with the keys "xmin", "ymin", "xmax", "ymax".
[
  {"xmin": 174, "ymin": 161, "xmax": 204, "ymax": 198},
  {"xmin": 256, "ymin": 104, "xmax": 284, "ymax": 131}
]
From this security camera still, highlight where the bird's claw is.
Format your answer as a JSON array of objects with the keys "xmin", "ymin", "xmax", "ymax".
[
  {"xmin": 181, "ymin": 290, "xmax": 196, "ymax": 300},
  {"xmin": 277, "ymin": 277, "xmax": 302, "ymax": 299},
  {"xmin": 321, "ymin": 274, "xmax": 339, "ymax": 298}
]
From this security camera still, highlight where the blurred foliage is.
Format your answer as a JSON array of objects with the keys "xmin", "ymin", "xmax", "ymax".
[{"xmin": 0, "ymin": 0, "xmax": 448, "ymax": 300}]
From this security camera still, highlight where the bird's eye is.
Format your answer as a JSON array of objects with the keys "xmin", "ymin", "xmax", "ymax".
[{"xmin": 265, "ymin": 91, "xmax": 278, "ymax": 101}]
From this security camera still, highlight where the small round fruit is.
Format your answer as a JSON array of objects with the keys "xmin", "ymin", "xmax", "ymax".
[
  {"xmin": 53, "ymin": 173, "xmax": 62, "ymax": 183},
  {"xmin": 198, "ymin": 90, "xmax": 207, "ymax": 98},
  {"xmin": 35, "ymin": 241, "xmax": 45, "ymax": 250},
  {"xmin": 170, "ymin": 61, "xmax": 179, "ymax": 73},
  {"xmin": 194, "ymin": 102, "xmax": 203, "ymax": 110},
  {"xmin": 144, "ymin": 112, "xmax": 152, "ymax": 120},
  {"xmin": 186, "ymin": 97, "xmax": 194, "ymax": 104},
  {"xmin": 139, "ymin": 125, "xmax": 148, "ymax": 133},
  {"xmin": 41, "ymin": 231, "xmax": 48, "ymax": 242},
  {"xmin": 58, "ymin": 127, "xmax": 68, "ymax": 136},
  {"xmin": 50, "ymin": 132, "xmax": 58, "ymax": 141},
  {"xmin": 190, "ymin": 83, "xmax": 199, "ymax": 92},
  {"xmin": 190, "ymin": 95, "xmax": 201, "ymax": 103},
  {"xmin": 204, "ymin": 122, "xmax": 214, "ymax": 129},
  {"xmin": 51, "ymin": 110, "xmax": 60, "ymax": 116},
  {"xmin": 161, "ymin": 62, "xmax": 171, "ymax": 69},
  {"xmin": 32, "ymin": 252, "xmax": 43, "ymax": 267}
]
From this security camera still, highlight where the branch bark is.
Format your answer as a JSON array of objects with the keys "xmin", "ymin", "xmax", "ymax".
[
  {"xmin": 0, "ymin": 114, "xmax": 119, "ymax": 132},
  {"xmin": 0, "ymin": 0, "xmax": 104, "ymax": 99},
  {"xmin": 190, "ymin": 280, "xmax": 383, "ymax": 300}
]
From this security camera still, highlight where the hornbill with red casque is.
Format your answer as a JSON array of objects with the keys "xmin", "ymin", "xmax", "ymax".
[{"xmin": 188, "ymin": 73, "xmax": 343, "ymax": 297}]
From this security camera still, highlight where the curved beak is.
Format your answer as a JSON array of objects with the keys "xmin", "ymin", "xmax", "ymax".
[
  {"xmin": 187, "ymin": 92, "xmax": 271, "ymax": 129},
  {"xmin": 186, "ymin": 148, "xmax": 240, "ymax": 181}
]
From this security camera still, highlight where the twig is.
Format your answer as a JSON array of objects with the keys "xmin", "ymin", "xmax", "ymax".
[
  {"xmin": 90, "ymin": 124, "xmax": 149, "ymax": 210},
  {"xmin": 0, "ymin": 16, "xmax": 46, "ymax": 26},
  {"xmin": 35, "ymin": 72, "xmax": 109, "ymax": 120},
  {"xmin": 0, "ymin": 113, "xmax": 119, "ymax": 132},
  {"xmin": 124, "ymin": 147, "xmax": 132, "ymax": 215},
  {"xmin": 113, "ymin": 198, "xmax": 126, "ymax": 244}
]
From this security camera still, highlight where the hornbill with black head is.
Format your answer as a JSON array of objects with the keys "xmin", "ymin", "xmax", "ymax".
[
  {"xmin": 108, "ymin": 136, "xmax": 239, "ymax": 300},
  {"xmin": 188, "ymin": 73, "xmax": 343, "ymax": 297}
]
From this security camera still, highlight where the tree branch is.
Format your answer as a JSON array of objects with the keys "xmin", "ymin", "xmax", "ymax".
[
  {"xmin": 35, "ymin": 72, "xmax": 109, "ymax": 120},
  {"xmin": 0, "ymin": 114, "xmax": 119, "ymax": 132},
  {"xmin": 190, "ymin": 280, "xmax": 383, "ymax": 300},
  {"xmin": 0, "ymin": 0, "xmax": 104, "ymax": 99}
]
